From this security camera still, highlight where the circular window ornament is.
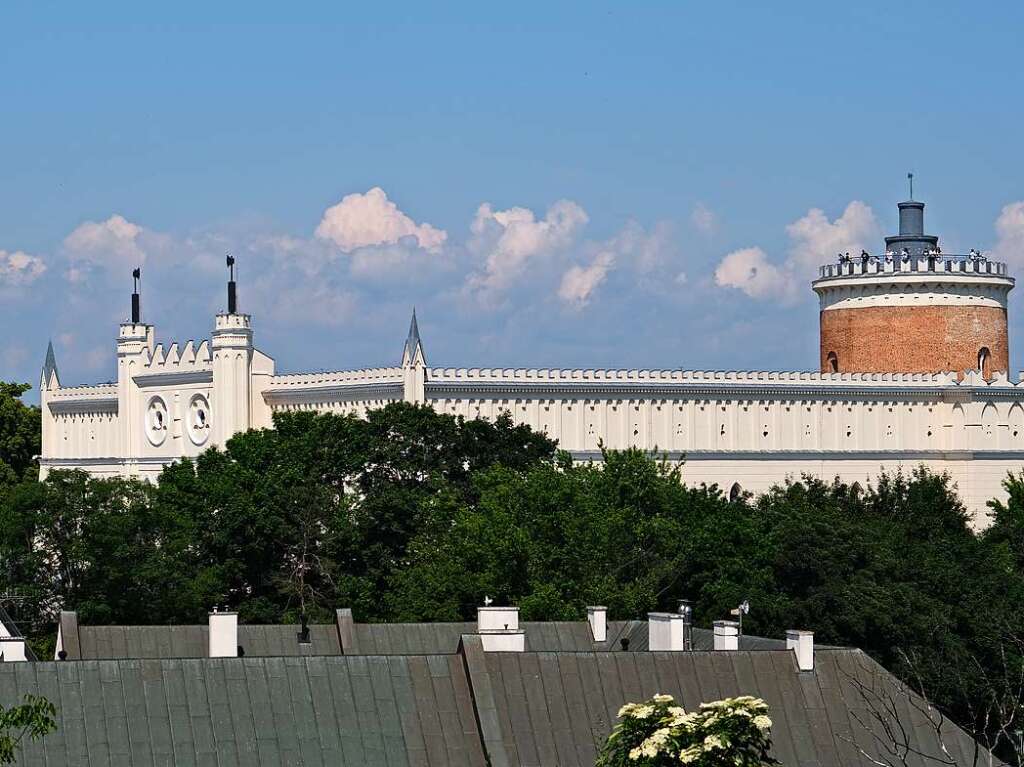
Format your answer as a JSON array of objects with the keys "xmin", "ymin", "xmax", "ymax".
[
  {"xmin": 187, "ymin": 394, "xmax": 212, "ymax": 446},
  {"xmin": 146, "ymin": 397, "xmax": 169, "ymax": 446}
]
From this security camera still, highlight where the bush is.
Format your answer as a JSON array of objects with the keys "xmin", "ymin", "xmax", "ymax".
[{"xmin": 596, "ymin": 693, "xmax": 777, "ymax": 766}]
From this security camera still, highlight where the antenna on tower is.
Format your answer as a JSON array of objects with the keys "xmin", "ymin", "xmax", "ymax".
[
  {"xmin": 131, "ymin": 267, "xmax": 141, "ymax": 323},
  {"xmin": 226, "ymin": 253, "xmax": 237, "ymax": 314},
  {"xmin": 908, "ymin": 171, "xmax": 914, "ymax": 201}
]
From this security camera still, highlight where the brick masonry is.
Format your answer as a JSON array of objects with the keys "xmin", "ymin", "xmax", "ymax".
[{"xmin": 820, "ymin": 304, "xmax": 1009, "ymax": 375}]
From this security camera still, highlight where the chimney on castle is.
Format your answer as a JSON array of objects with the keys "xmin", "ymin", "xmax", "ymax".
[
  {"xmin": 131, "ymin": 267, "xmax": 141, "ymax": 323},
  {"xmin": 226, "ymin": 254, "xmax": 237, "ymax": 314}
]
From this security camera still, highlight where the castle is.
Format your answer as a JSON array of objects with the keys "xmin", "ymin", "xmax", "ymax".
[{"xmin": 39, "ymin": 197, "xmax": 1024, "ymax": 525}]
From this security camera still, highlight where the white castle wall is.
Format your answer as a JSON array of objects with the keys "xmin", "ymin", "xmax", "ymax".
[{"xmin": 39, "ymin": 315, "xmax": 1024, "ymax": 526}]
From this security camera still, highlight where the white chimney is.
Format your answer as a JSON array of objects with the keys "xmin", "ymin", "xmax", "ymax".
[
  {"xmin": 477, "ymin": 605, "xmax": 519, "ymax": 631},
  {"xmin": 208, "ymin": 610, "xmax": 238, "ymax": 658},
  {"xmin": 713, "ymin": 620, "xmax": 739, "ymax": 651},
  {"xmin": 477, "ymin": 605, "xmax": 524, "ymax": 651},
  {"xmin": 587, "ymin": 606, "xmax": 607, "ymax": 642},
  {"xmin": 0, "ymin": 637, "xmax": 27, "ymax": 662},
  {"xmin": 648, "ymin": 612, "xmax": 691, "ymax": 651},
  {"xmin": 786, "ymin": 629, "xmax": 814, "ymax": 671}
]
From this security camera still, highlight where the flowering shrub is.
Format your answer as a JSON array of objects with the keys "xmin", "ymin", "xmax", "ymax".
[{"xmin": 595, "ymin": 693, "xmax": 778, "ymax": 766}]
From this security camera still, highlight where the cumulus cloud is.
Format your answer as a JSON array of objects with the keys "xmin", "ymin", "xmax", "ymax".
[
  {"xmin": 714, "ymin": 247, "xmax": 798, "ymax": 302},
  {"xmin": 553, "ymin": 220, "xmax": 678, "ymax": 309},
  {"xmin": 714, "ymin": 201, "xmax": 879, "ymax": 302},
  {"xmin": 0, "ymin": 249, "xmax": 46, "ymax": 286},
  {"xmin": 786, "ymin": 201, "xmax": 879, "ymax": 270},
  {"xmin": 62, "ymin": 214, "xmax": 168, "ymax": 282},
  {"xmin": 607, "ymin": 219, "xmax": 675, "ymax": 276},
  {"xmin": 315, "ymin": 187, "xmax": 447, "ymax": 253},
  {"xmin": 691, "ymin": 202, "xmax": 716, "ymax": 235},
  {"xmin": 992, "ymin": 202, "xmax": 1024, "ymax": 266},
  {"xmin": 558, "ymin": 251, "xmax": 615, "ymax": 309},
  {"xmin": 466, "ymin": 199, "xmax": 588, "ymax": 298}
]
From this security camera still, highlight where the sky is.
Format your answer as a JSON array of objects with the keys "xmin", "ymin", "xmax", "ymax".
[{"xmin": 4, "ymin": 2, "xmax": 1024, "ymax": 401}]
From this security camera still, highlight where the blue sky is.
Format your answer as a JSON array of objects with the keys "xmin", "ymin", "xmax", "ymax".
[{"xmin": 4, "ymin": 3, "xmax": 1024, "ymax": 399}]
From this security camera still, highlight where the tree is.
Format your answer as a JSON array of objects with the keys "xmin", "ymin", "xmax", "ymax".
[
  {"xmin": 0, "ymin": 383, "xmax": 40, "ymax": 491},
  {"xmin": 151, "ymin": 403, "xmax": 558, "ymax": 622},
  {"xmin": 0, "ymin": 694, "xmax": 56, "ymax": 765},
  {"xmin": 984, "ymin": 472, "xmax": 1024, "ymax": 571},
  {"xmin": 839, "ymin": 645, "xmax": 1021, "ymax": 766},
  {"xmin": 388, "ymin": 449, "xmax": 739, "ymax": 621}
]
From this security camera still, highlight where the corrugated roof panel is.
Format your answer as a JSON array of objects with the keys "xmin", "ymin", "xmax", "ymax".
[{"xmin": 407, "ymin": 655, "xmax": 446, "ymax": 767}]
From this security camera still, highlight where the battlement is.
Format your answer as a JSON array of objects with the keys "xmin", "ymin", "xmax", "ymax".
[
  {"xmin": 141, "ymin": 340, "xmax": 213, "ymax": 371},
  {"xmin": 425, "ymin": 368, "xmax": 974, "ymax": 385},
  {"xmin": 424, "ymin": 367, "xmax": 1024, "ymax": 389},
  {"xmin": 268, "ymin": 367, "xmax": 404, "ymax": 388},
  {"xmin": 214, "ymin": 313, "xmax": 251, "ymax": 331},
  {"xmin": 117, "ymin": 322, "xmax": 152, "ymax": 339},
  {"xmin": 816, "ymin": 255, "xmax": 1010, "ymax": 282},
  {"xmin": 49, "ymin": 383, "xmax": 118, "ymax": 400}
]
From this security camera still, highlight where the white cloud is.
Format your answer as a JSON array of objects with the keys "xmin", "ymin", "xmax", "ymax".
[
  {"xmin": 607, "ymin": 219, "xmax": 674, "ymax": 276},
  {"xmin": 691, "ymin": 202, "xmax": 716, "ymax": 235},
  {"xmin": 467, "ymin": 199, "xmax": 588, "ymax": 298},
  {"xmin": 992, "ymin": 201, "xmax": 1024, "ymax": 266},
  {"xmin": 714, "ymin": 246, "xmax": 798, "ymax": 303},
  {"xmin": 714, "ymin": 201, "xmax": 879, "ymax": 302},
  {"xmin": 315, "ymin": 187, "xmax": 446, "ymax": 253},
  {"xmin": 558, "ymin": 251, "xmax": 615, "ymax": 309},
  {"xmin": 62, "ymin": 214, "xmax": 166, "ymax": 282},
  {"xmin": 785, "ymin": 200, "xmax": 879, "ymax": 270},
  {"xmin": 0, "ymin": 249, "xmax": 46, "ymax": 286}
]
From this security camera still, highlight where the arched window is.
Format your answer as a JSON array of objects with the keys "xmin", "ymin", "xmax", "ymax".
[
  {"xmin": 826, "ymin": 351, "xmax": 839, "ymax": 373},
  {"xmin": 978, "ymin": 347, "xmax": 991, "ymax": 379},
  {"xmin": 729, "ymin": 482, "xmax": 743, "ymax": 503}
]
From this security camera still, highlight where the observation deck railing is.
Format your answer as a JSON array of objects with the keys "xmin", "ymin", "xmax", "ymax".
[{"xmin": 817, "ymin": 254, "xmax": 1008, "ymax": 280}]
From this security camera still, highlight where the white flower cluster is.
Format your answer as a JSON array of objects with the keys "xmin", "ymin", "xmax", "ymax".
[{"xmin": 608, "ymin": 693, "xmax": 774, "ymax": 764}]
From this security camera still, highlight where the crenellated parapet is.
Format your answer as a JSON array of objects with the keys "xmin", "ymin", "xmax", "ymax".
[
  {"xmin": 264, "ymin": 367, "xmax": 405, "ymax": 407},
  {"xmin": 47, "ymin": 383, "xmax": 119, "ymax": 415},
  {"xmin": 423, "ymin": 366, "xmax": 1024, "ymax": 402},
  {"xmin": 141, "ymin": 340, "xmax": 212, "ymax": 371},
  {"xmin": 131, "ymin": 340, "xmax": 214, "ymax": 388},
  {"xmin": 428, "ymin": 367, "xmax": 965, "ymax": 385}
]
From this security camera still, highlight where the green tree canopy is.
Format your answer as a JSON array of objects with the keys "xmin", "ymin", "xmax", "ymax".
[{"xmin": 0, "ymin": 382, "xmax": 40, "ymax": 490}]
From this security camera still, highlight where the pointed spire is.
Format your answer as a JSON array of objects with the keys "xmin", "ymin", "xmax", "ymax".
[
  {"xmin": 402, "ymin": 308, "xmax": 426, "ymax": 366},
  {"xmin": 42, "ymin": 340, "xmax": 59, "ymax": 387}
]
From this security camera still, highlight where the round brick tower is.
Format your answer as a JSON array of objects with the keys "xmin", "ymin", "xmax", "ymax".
[{"xmin": 812, "ymin": 198, "xmax": 1013, "ymax": 377}]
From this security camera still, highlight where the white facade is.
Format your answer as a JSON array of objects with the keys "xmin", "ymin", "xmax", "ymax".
[{"xmin": 39, "ymin": 291, "xmax": 1024, "ymax": 528}]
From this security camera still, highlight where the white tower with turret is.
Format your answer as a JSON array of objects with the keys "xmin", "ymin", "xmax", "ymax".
[
  {"xmin": 117, "ymin": 270, "xmax": 155, "ymax": 464},
  {"xmin": 211, "ymin": 256, "xmax": 254, "ymax": 447}
]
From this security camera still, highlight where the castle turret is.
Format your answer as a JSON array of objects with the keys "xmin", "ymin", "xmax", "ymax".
[
  {"xmin": 813, "ymin": 197, "xmax": 1013, "ymax": 377},
  {"xmin": 401, "ymin": 308, "xmax": 426, "ymax": 404},
  {"xmin": 118, "ymin": 270, "xmax": 155, "ymax": 461},
  {"xmin": 211, "ymin": 256, "xmax": 254, "ymax": 446}
]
